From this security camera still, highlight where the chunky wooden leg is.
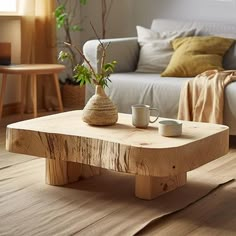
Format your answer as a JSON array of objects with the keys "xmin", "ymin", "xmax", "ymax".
[
  {"xmin": 135, "ymin": 173, "xmax": 187, "ymax": 200},
  {"xmin": 46, "ymin": 159, "xmax": 101, "ymax": 186},
  {"xmin": 79, "ymin": 163, "xmax": 101, "ymax": 179}
]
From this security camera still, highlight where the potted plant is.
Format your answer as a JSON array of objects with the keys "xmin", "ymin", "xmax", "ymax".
[
  {"xmin": 55, "ymin": 0, "xmax": 87, "ymax": 108},
  {"xmin": 55, "ymin": 0, "xmax": 116, "ymax": 108},
  {"xmin": 58, "ymin": 24, "xmax": 118, "ymax": 126}
]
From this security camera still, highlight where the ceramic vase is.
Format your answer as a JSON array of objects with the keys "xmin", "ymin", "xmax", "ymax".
[{"xmin": 82, "ymin": 85, "xmax": 118, "ymax": 126}]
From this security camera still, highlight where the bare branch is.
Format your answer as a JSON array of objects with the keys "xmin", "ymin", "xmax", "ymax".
[
  {"xmin": 89, "ymin": 21, "xmax": 109, "ymax": 74},
  {"xmin": 89, "ymin": 21, "xmax": 104, "ymax": 48},
  {"xmin": 105, "ymin": 0, "xmax": 114, "ymax": 24}
]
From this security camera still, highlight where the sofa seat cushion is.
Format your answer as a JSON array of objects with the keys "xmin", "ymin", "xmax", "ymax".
[
  {"xmin": 86, "ymin": 72, "xmax": 236, "ymax": 134},
  {"xmin": 103, "ymin": 73, "xmax": 191, "ymax": 118}
]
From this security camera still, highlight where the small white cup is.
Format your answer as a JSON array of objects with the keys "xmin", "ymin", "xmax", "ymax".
[
  {"xmin": 132, "ymin": 104, "xmax": 159, "ymax": 128},
  {"xmin": 159, "ymin": 120, "xmax": 182, "ymax": 137}
]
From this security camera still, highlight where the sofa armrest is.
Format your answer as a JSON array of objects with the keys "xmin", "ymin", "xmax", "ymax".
[{"xmin": 83, "ymin": 37, "xmax": 139, "ymax": 73}]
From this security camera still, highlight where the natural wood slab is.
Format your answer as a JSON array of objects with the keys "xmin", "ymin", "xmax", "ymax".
[
  {"xmin": 46, "ymin": 159, "xmax": 100, "ymax": 185},
  {"xmin": 135, "ymin": 173, "xmax": 187, "ymax": 200},
  {"xmin": 6, "ymin": 111, "xmax": 229, "ymax": 177},
  {"xmin": 6, "ymin": 111, "xmax": 229, "ymax": 199}
]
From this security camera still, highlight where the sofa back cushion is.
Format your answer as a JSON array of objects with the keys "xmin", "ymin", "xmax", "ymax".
[
  {"xmin": 151, "ymin": 18, "xmax": 236, "ymax": 70},
  {"xmin": 161, "ymin": 36, "xmax": 234, "ymax": 77},
  {"xmin": 151, "ymin": 18, "xmax": 236, "ymax": 35},
  {"xmin": 136, "ymin": 26, "xmax": 196, "ymax": 73}
]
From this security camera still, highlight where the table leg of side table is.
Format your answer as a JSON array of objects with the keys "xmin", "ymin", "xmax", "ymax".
[
  {"xmin": 20, "ymin": 76, "xmax": 27, "ymax": 118},
  {"xmin": 46, "ymin": 159, "xmax": 101, "ymax": 185},
  {"xmin": 135, "ymin": 173, "xmax": 187, "ymax": 200},
  {"xmin": 53, "ymin": 73, "xmax": 63, "ymax": 112},
  {"xmin": 0, "ymin": 74, "xmax": 7, "ymax": 119},
  {"xmin": 31, "ymin": 74, "xmax": 37, "ymax": 118}
]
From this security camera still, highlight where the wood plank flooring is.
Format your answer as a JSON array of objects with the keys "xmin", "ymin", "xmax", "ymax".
[{"xmin": 1, "ymin": 113, "xmax": 236, "ymax": 236}]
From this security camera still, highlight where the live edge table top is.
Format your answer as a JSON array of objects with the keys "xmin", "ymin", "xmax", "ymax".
[{"xmin": 6, "ymin": 110, "xmax": 229, "ymax": 178}]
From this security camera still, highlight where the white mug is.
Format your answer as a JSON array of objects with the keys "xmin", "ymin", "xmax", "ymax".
[{"xmin": 132, "ymin": 104, "xmax": 159, "ymax": 128}]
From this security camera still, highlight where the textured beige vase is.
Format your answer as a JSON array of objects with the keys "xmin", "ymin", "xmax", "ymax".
[{"xmin": 82, "ymin": 85, "xmax": 118, "ymax": 126}]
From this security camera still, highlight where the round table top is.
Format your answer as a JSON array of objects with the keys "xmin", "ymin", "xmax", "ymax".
[{"xmin": 0, "ymin": 64, "xmax": 65, "ymax": 74}]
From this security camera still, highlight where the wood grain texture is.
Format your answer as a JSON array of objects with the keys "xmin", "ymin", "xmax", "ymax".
[
  {"xmin": 6, "ymin": 111, "xmax": 229, "ymax": 199},
  {"xmin": 6, "ymin": 111, "xmax": 229, "ymax": 177},
  {"xmin": 1, "ymin": 113, "xmax": 236, "ymax": 234},
  {"xmin": 135, "ymin": 173, "xmax": 187, "ymax": 200},
  {"xmin": 46, "ymin": 159, "xmax": 68, "ymax": 185},
  {"xmin": 46, "ymin": 159, "xmax": 100, "ymax": 185}
]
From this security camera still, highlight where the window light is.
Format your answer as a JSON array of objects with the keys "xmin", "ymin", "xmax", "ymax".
[{"xmin": 0, "ymin": 0, "xmax": 17, "ymax": 12}]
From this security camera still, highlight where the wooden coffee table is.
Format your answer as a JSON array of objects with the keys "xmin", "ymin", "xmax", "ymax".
[{"xmin": 6, "ymin": 111, "xmax": 229, "ymax": 200}]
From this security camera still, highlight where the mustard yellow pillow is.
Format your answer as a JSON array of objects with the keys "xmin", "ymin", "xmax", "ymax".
[{"xmin": 161, "ymin": 36, "xmax": 234, "ymax": 77}]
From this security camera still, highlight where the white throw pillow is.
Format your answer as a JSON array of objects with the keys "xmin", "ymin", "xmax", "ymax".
[{"xmin": 136, "ymin": 26, "xmax": 196, "ymax": 73}]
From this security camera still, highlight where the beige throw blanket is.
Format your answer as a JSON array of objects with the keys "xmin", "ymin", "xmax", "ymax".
[{"xmin": 178, "ymin": 70, "xmax": 236, "ymax": 124}]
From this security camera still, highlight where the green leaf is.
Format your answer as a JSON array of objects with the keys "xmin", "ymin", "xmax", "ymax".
[
  {"xmin": 55, "ymin": 4, "xmax": 68, "ymax": 29},
  {"xmin": 80, "ymin": 0, "xmax": 87, "ymax": 5},
  {"xmin": 58, "ymin": 51, "xmax": 72, "ymax": 62},
  {"xmin": 70, "ymin": 25, "xmax": 82, "ymax": 32},
  {"xmin": 73, "ymin": 64, "xmax": 93, "ymax": 86},
  {"xmin": 55, "ymin": 5, "xmax": 65, "ymax": 17}
]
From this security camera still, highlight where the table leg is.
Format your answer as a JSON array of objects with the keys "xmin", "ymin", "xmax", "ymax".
[
  {"xmin": 31, "ymin": 74, "xmax": 37, "ymax": 118},
  {"xmin": 135, "ymin": 173, "xmax": 187, "ymax": 200},
  {"xmin": 0, "ymin": 74, "xmax": 7, "ymax": 119},
  {"xmin": 20, "ymin": 75, "xmax": 27, "ymax": 118},
  {"xmin": 53, "ymin": 73, "xmax": 63, "ymax": 112},
  {"xmin": 46, "ymin": 159, "xmax": 101, "ymax": 186}
]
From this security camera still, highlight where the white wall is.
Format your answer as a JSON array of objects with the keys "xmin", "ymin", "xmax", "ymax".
[
  {"xmin": 133, "ymin": 0, "xmax": 236, "ymax": 28},
  {"xmin": 80, "ymin": 0, "xmax": 136, "ymax": 42},
  {"xmin": 80, "ymin": 0, "xmax": 236, "ymax": 40}
]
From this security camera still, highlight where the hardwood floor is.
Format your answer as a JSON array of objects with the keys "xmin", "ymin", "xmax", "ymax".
[
  {"xmin": 138, "ymin": 138, "xmax": 236, "ymax": 235},
  {"xmin": 1, "ymin": 113, "xmax": 236, "ymax": 235}
]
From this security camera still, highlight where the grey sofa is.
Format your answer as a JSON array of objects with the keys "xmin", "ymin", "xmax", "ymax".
[{"xmin": 84, "ymin": 18, "xmax": 236, "ymax": 135}]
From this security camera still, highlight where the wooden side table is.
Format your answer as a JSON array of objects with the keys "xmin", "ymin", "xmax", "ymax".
[{"xmin": 0, "ymin": 64, "xmax": 65, "ymax": 119}]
